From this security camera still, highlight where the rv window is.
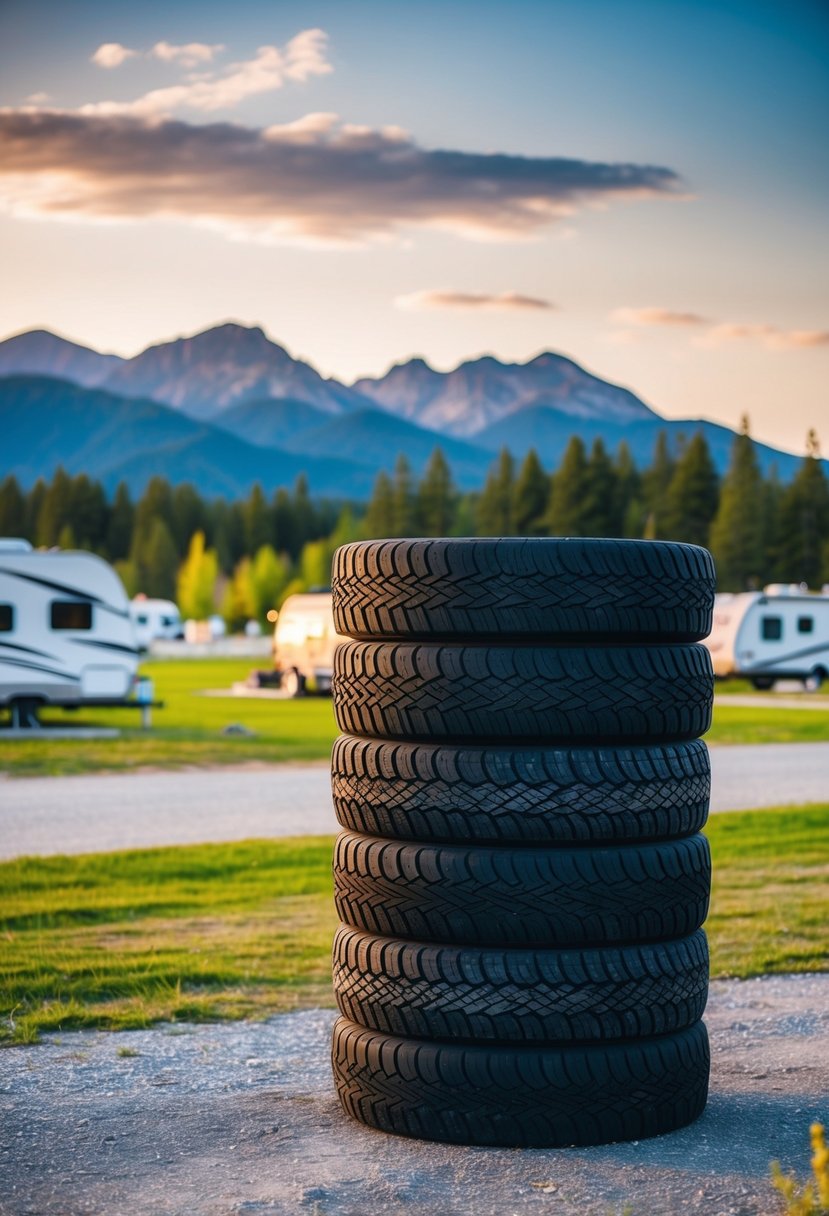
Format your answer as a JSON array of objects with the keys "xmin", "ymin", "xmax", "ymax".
[
  {"xmin": 761, "ymin": 616, "xmax": 782, "ymax": 641},
  {"xmin": 0, "ymin": 604, "xmax": 13, "ymax": 632},
  {"xmin": 135, "ymin": 614, "xmax": 148, "ymax": 626},
  {"xmin": 798, "ymin": 616, "xmax": 814, "ymax": 634},
  {"xmin": 51, "ymin": 601, "xmax": 93, "ymax": 630}
]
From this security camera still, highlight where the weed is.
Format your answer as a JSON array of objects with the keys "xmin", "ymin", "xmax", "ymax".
[{"xmin": 771, "ymin": 1123, "xmax": 829, "ymax": 1215}]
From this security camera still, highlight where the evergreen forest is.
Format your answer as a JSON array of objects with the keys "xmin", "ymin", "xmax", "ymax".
[{"xmin": 1, "ymin": 420, "xmax": 827, "ymax": 626}]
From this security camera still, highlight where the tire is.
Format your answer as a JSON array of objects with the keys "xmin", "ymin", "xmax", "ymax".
[
  {"xmin": 333, "ymin": 641, "xmax": 713, "ymax": 743},
  {"xmin": 751, "ymin": 676, "xmax": 775, "ymax": 691},
  {"xmin": 334, "ymin": 831, "xmax": 711, "ymax": 948},
  {"xmin": 331, "ymin": 735, "xmax": 710, "ymax": 844},
  {"xmin": 332, "ymin": 538, "xmax": 715, "ymax": 642},
  {"xmin": 332, "ymin": 1017, "xmax": 710, "ymax": 1147},
  {"xmin": 333, "ymin": 926, "xmax": 709, "ymax": 1043},
  {"xmin": 804, "ymin": 669, "xmax": 825, "ymax": 693}
]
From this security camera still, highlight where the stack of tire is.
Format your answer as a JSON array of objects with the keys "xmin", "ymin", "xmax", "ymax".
[{"xmin": 329, "ymin": 537, "xmax": 716, "ymax": 1148}]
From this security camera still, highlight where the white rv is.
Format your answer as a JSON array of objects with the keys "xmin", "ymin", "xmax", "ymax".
[
  {"xmin": 705, "ymin": 585, "xmax": 829, "ymax": 690},
  {"xmin": 0, "ymin": 539, "xmax": 139, "ymax": 725},
  {"xmin": 129, "ymin": 597, "xmax": 183, "ymax": 650},
  {"xmin": 272, "ymin": 592, "xmax": 337, "ymax": 696}
]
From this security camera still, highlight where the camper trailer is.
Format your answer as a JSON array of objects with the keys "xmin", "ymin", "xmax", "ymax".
[
  {"xmin": 129, "ymin": 597, "xmax": 183, "ymax": 650},
  {"xmin": 705, "ymin": 585, "xmax": 829, "ymax": 690},
  {"xmin": 272, "ymin": 592, "xmax": 337, "ymax": 696},
  {"xmin": 0, "ymin": 539, "xmax": 139, "ymax": 724}
]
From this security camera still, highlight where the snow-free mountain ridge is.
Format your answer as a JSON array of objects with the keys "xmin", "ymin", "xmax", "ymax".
[{"xmin": 0, "ymin": 322, "xmax": 819, "ymax": 496}]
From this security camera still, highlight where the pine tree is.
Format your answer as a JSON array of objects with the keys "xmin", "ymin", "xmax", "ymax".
[
  {"xmin": 709, "ymin": 416, "xmax": 765, "ymax": 590},
  {"xmin": 106, "ymin": 482, "xmax": 134, "ymax": 561},
  {"xmin": 391, "ymin": 454, "xmax": 417, "ymax": 536},
  {"xmin": 69, "ymin": 474, "xmax": 107, "ymax": 550},
  {"xmin": 25, "ymin": 478, "xmax": 47, "ymax": 542},
  {"xmin": 171, "ymin": 484, "xmax": 206, "ymax": 556},
  {"xmin": 36, "ymin": 467, "xmax": 73, "ymax": 548},
  {"xmin": 0, "ymin": 476, "xmax": 26, "ymax": 538},
  {"xmin": 662, "ymin": 432, "xmax": 719, "ymax": 546},
  {"xmin": 417, "ymin": 449, "xmax": 455, "ymax": 536},
  {"xmin": 581, "ymin": 438, "xmax": 618, "ymax": 536},
  {"xmin": 545, "ymin": 437, "xmax": 589, "ymax": 535},
  {"xmin": 293, "ymin": 474, "xmax": 314, "ymax": 552},
  {"xmin": 142, "ymin": 517, "xmax": 179, "ymax": 600},
  {"xmin": 641, "ymin": 432, "xmax": 675, "ymax": 538},
  {"xmin": 476, "ymin": 449, "xmax": 515, "ymax": 535},
  {"xmin": 776, "ymin": 430, "xmax": 829, "ymax": 587},
  {"xmin": 363, "ymin": 471, "xmax": 394, "ymax": 538},
  {"xmin": 272, "ymin": 487, "xmax": 297, "ymax": 556},
  {"xmin": 613, "ymin": 442, "xmax": 644, "ymax": 538},
  {"xmin": 177, "ymin": 531, "xmax": 218, "ymax": 618},
  {"xmin": 243, "ymin": 483, "xmax": 271, "ymax": 556},
  {"xmin": 512, "ymin": 450, "xmax": 549, "ymax": 536}
]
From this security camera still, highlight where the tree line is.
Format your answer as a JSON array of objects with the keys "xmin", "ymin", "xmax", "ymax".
[{"xmin": 1, "ymin": 419, "xmax": 827, "ymax": 623}]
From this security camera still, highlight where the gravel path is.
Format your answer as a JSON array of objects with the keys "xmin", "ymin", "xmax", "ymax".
[
  {"xmin": 1, "ymin": 742, "xmax": 828, "ymax": 860},
  {"xmin": 1, "ymin": 974, "xmax": 827, "ymax": 1216}
]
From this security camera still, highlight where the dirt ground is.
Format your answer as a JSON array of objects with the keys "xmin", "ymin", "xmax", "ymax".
[{"xmin": 1, "ymin": 973, "xmax": 827, "ymax": 1216}]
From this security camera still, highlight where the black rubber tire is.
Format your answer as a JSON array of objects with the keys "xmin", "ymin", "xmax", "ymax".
[
  {"xmin": 333, "ymin": 641, "xmax": 713, "ymax": 743},
  {"xmin": 332, "ymin": 538, "xmax": 715, "ymax": 642},
  {"xmin": 332, "ymin": 1016, "xmax": 710, "ymax": 1147},
  {"xmin": 333, "ymin": 925, "xmax": 709, "ymax": 1043},
  {"xmin": 331, "ymin": 735, "xmax": 710, "ymax": 844},
  {"xmin": 333, "ymin": 831, "xmax": 711, "ymax": 948}
]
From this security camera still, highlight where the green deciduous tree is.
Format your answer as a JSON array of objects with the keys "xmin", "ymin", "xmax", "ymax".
[
  {"xmin": 249, "ymin": 544, "xmax": 290, "ymax": 620},
  {"xmin": 364, "ymin": 471, "xmax": 394, "ymax": 538},
  {"xmin": 177, "ymin": 530, "xmax": 219, "ymax": 618}
]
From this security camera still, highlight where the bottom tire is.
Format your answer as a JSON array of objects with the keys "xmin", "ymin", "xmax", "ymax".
[
  {"xmin": 332, "ymin": 1017, "xmax": 710, "ymax": 1148},
  {"xmin": 333, "ymin": 926, "xmax": 709, "ymax": 1043}
]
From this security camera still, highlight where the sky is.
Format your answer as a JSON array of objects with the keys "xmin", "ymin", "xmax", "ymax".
[{"xmin": 0, "ymin": 0, "xmax": 827, "ymax": 454}]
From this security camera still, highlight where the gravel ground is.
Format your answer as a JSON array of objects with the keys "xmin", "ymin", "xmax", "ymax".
[
  {"xmin": 1, "ymin": 742, "xmax": 828, "ymax": 860},
  {"xmin": 1, "ymin": 974, "xmax": 827, "ymax": 1216}
]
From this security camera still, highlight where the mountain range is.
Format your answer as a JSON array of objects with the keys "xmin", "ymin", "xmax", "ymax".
[{"xmin": 0, "ymin": 322, "xmax": 818, "ymax": 499}]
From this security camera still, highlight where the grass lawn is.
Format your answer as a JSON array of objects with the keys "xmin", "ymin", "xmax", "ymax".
[
  {"xmin": 1, "ymin": 657, "xmax": 827, "ymax": 777},
  {"xmin": 0, "ymin": 657, "xmax": 337, "ymax": 777},
  {"xmin": 1, "ymin": 805, "xmax": 826, "ymax": 1046}
]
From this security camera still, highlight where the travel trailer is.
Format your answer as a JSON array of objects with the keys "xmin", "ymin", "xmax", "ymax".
[
  {"xmin": 129, "ymin": 596, "xmax": 183, "ymax": 650},
  {"xmin": 0, "ymin": 539, "xmax": 139, "ymax": 725},
  {"xmin": 272, "ymin": 592, "xmax": 337, "ymax": 696},
  {"xmin": 704, "ymin": 585, "xmax": 829, "ymax": 690}
]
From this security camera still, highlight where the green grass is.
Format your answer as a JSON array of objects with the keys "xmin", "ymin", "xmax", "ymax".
[
  {"xmin": 0, "ymin": 657, "xmax": 337, "ymax": 777},
  {"xmin": 1, "ymin": 656, "xmax": 827, "ymax": 777},
  {"xmin": 1, "ymin": 805, "xmax": 826, "ymax": 1045}
]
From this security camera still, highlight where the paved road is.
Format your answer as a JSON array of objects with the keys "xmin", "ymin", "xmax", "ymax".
[{"xmin": 1, "ymin": 742, "xmax": 828, "ymax": 860}]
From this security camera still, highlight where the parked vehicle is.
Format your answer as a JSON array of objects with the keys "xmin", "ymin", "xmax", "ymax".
[
  {"xmin": 129, "ymin": 596, "xmax": 183, "ymax": 650},
  {"xmin": 704, "ymin": 584, "xmax": 829, "ymax": 690},
  {"xmin": 0, "ymin": 539, "xmax": 139, "ymax": 724},
  {"xmin": 272, "ymin": 592, "xmax": 337, "ymax": 696}
]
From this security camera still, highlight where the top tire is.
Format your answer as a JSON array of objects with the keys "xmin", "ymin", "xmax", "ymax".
[{"xmin": 332, "ymin": 538, "xmax": 716, "ymax": 642}]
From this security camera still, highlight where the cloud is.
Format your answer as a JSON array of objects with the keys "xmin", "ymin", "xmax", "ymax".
[
  {"xmin": 611, "ymin": 306, "xmax": 829, "ymax": 352},
  {"xmin": 0, "ymin": 109, "xmax": 683, "ymax": 246},
  {"xmin": 81, "ymin": 30, "xmax": 331, "ymax": 116},
  {"xmin": 612, "ymin": 306, "xmax": 710, "ymax": 327},
  {"xmin": 397, "ymin": 289, "xmax": 555, "ymax": 312},
  {"xmin": 150, "ymin": 41, "xmax": 224, "ymax": 69},
  {"xmin": 701, "ymin": 323, "xmax": 829, "ymax": 350},
  {"xmin": 91, "ymin": 43, "xmax": 138, "ymax": 69}
]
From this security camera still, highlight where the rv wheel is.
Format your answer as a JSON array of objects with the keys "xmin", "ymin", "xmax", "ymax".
[
  {"xmin": 281, "ymin": 668, "xmax": 306, "ymax": 698},
  {"xmin": 804, "ymin": 669, "xmax": 825, "ymax": 692},
  {"xmin": 750, "ymin": 677, "xmax": 775, "ymax": 691}
]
